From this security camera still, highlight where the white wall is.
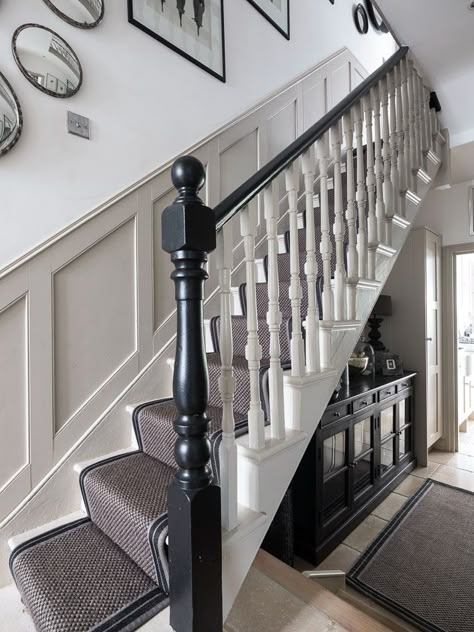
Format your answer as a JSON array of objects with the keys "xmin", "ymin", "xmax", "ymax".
[{"xmin": 0, "ymin": 0, "xmax": 396, "ymax": 271}]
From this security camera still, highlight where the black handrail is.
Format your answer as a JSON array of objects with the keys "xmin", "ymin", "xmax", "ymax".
[{"xmin": 214, "ymin": 46, "xmax": 408, "ymax": 230}]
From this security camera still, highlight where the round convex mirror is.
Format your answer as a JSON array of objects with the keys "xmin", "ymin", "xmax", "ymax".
[
  {"xmin": 12, "ymin": 24, "xmax": 82, "ymax": 98},
  {"xmin": 43, "ymin": 0, "xmax": 104, "ymax": 29},
  {"xmin": 0, "ymin": 71, "xmax": 22, "ymax": 157}
]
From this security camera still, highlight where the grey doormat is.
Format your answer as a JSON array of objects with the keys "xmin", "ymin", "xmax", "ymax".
[{"xmin": 347, "ymin": 479, "xmax": 474, "ymax": 632}]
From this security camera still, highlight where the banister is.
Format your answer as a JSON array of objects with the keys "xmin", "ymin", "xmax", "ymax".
[{"xmin": 214, "ymin": 46, "xmax": 409, "ymax": 230}]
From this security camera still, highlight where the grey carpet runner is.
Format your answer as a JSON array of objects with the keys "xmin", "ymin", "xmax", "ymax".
[
  {"xmin": 10, "ymin": 185, "xmax": 351, "ymax": 631},
  {"xmin": 347, "ymin": 480, "xmax": 474, "ymax": 632}
]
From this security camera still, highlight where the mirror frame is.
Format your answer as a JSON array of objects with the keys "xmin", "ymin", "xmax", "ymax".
[
  {"xmin": 12, "ymin": 24, "xmax": 83, "ymax": 99},
  {"xmin": 0, "ymin": 71, "xmax": 23, "ymax": 157},
  {"xmin": 42, "ymin": 0, "xmax": 105, "ymax": 29}
]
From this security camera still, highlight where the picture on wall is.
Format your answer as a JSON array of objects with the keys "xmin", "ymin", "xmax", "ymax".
[
  {"xmin": 247, "ymin": 0, "xmax": 290, "ymax": 39},
  {"xmin": 128, "ymin": 0, "xmax": 226, "ymax": 82}
]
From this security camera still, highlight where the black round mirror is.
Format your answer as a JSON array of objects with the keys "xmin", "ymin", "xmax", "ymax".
[
  {"xmin": 43, "ymin": 0, "xmax": 104, "ymax": 29},
  {"xmin": 354, "ymin": 4, "xmax": 369, "ymax": 34},
  {"xmin": 12, "ymin": 24, "xmax": 83, "ymax": 98},
  {"xmin": 365, "ymin": 0, "xmax": 388, "ymax": 33},
  {"xmin": 0, "ymin": 71, "xmax": 22, "ymax": 157}
]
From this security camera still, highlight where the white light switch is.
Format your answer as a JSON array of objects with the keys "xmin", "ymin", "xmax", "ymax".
[{"xmin": 67, "ymin": 112, "xmax": 90, "ymax": 139}]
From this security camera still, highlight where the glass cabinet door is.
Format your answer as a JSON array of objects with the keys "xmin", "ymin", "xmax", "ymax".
[
  {"xmin": 321, "ymin": 427, "xmax": 350, "ymax": 526},
  {"xmin": 378, "ymin": 402, "xmax": 397, "ymax": 477},
  {"xmin": 397, "ymin": 396, "xmax": 413, "ymax": 462},
  {"xmin": 352, "ymin": 416, "xmax": 375, "ymax": 500}
]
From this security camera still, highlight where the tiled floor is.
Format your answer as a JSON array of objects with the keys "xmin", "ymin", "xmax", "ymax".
[
  {"xmin": 309, "ymin": 441, "xmax": 474, "ymax": 575},
  {"xmin": 296, "ymin": 436, "xmax": 474, "ymax": 630}
]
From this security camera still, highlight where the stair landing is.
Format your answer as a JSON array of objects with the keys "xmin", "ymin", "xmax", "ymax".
[{"xmin": 225, "ymin": 550, "xmax": 391, "ymax": 632}]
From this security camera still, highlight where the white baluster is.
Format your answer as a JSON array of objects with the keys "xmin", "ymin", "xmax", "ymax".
[
  {"xmin": 388, "ymin": 70, "xmax": 399, "ymax": 231},
  {"xmin": 302, "ymin": 147, "xmax": 320, "ymax": 374},
  {"xmin": 354, "ymin": 101, "xmax": 368, "ymax": 277},
  {"xmin": 395, "ymin": 63, "xmax": 406, "ymax": 218},
  {"xmin": 380, "ymin": 77, "xmax": 393, "ymax": 245},
  {"xmin": 410, "ymin": 60, "xmax": 421, "ymax": 177},
  {"xmin": 317, "ymin": 133, "xmax": 334, "ymax": 324},
  {"xmin": 400, "ymin": 58, "xmax": 410, "ymax": 204},
  {"xmin": 286, "ymin": 162, "xmax": 305, "ymax": 377},
  {"xmin": 343, "ymin": 112, "xmax": 358, "ymax": 321},
  {"xmin": 331, "ymin": 123, "xmax": 346, "ymax": 319},
  {"xmin": 217, "ymin": 224, "xmax": 238, "ymax": 531},
  {"xmin": 372, "ymin": 84, "xmax": 386, "ymax": 244},
  {"xmin": 240, "ymin": 204, "xmax": 265, "ymax": 450},
  {"xmin": 406, "ymin": 58, "xmax": 418, "ymax": 193},
  {"xmin": 426, "ymin": 87, "xmax": 433, "ymax": 151},
  {"xmin": 264, "ymin": 182, "xmax": 285, "ymax": 440},
  {"xmin": 423, "ymin": 84, "xmax": 432, "ymax": 157},
  {"xmin": 419, "ymin": 74, "xmax": 428, "ymax": 170},
  {"xmin": 363, "ymin": 94, "xmax": 377, "ymax": 281}
]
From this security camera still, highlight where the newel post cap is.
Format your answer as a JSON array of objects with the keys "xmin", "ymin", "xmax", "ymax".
[{"xmin": 162, "ymin": 156, "xmax": 216, "ymax": 254}]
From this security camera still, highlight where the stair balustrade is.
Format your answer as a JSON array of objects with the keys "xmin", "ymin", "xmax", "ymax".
[{"xmin": 160, "ymin": 46, "xmax": 442, "ymax": 632}]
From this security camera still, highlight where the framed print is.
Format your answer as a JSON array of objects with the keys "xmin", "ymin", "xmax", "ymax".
[
  {"xmin": 247, "ymin": 0, "xmax": 290, "ymax": 40},
  {"xmin": 128, "ymin": 0, "xmax": 226, "ymax": 82}
]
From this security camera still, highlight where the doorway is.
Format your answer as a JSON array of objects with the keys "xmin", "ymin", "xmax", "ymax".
[
  {"xmin": 443, "ymin": 243, "xmax": 474, "ymax": 455},
  {"xmin": 455, "ymin": 252, "xmax": 474, "ymax": 456}
]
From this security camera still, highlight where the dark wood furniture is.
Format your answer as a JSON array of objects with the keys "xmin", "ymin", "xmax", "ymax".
[{"xmin": 292, "ymin": 371, "xmax": 416, "ymax": 565}]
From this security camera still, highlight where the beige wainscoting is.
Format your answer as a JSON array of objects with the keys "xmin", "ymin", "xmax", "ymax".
[{"xmin": 0, "ymin": 48, "xmax": 367, "ymax": 526}]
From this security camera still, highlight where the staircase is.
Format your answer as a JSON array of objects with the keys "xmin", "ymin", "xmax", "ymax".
[{"xmin": 7, "ymin": 47, "xmax": 445, "ymax": 631}]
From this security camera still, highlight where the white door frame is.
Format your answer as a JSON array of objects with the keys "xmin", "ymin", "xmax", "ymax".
[{"xmin": 442, "ymin": 242, "xmax": 474, "ymax": 453}]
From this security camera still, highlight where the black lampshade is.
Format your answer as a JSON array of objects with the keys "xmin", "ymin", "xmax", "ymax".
[{"xmin": 372, "ymin": 294, "xmax": 392, "ymax": 317}]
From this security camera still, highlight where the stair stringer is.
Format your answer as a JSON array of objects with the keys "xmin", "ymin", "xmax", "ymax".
[{"xmin": 219, "ymin": 151, "xmax": 442, "ymax": 620}]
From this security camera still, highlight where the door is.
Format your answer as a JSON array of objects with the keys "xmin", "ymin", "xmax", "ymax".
[
  {"xmin": 350, "ymin": 411, "xmax": 376, "ymax": 505},
  {"xmin": 319, "ymin": 419, "xmax": 351, "ymax": 538},
  {"xmin": 426, "ymin": 230, "xmax": 443, "ymax": 446}
]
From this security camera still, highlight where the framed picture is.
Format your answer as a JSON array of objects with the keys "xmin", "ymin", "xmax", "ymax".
[
  {"xmin": 380, "ymin": 352, "xmax": 404, "ymax": 377},
  {"xmin": 128, "ymin": 0, "xmax": 226, "ymax": 82},
  {"xmin": 469, "ymin": 184, "xmax": 474, "ymax": 236},
  {"xmin": 246, "ymin": 0, "xmax": 290, "ymax": 40}
]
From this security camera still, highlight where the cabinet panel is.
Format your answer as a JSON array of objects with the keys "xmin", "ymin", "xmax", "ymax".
[
  {"xmin": 323, "ymin": 430, "xmax": 346, "ymax": 475},
  {"xmin": 322, "ymin": 470, "xmax": 350, "ymax": 524}
]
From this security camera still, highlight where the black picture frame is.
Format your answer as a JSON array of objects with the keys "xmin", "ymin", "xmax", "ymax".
[
  {"xmin": 246, "ymin": 0, "xmax": 290, "ymax": 40},
  {"xmin": 354, "ymin": 4, "xmax": 369, "ymax": 35},
  {"xmin": 128, "ymin": 0, "xmax": 226, "ymax": 83},
  {"xmin": 381, "ymin": 353, "xmax": 404, "ymax": 377}
]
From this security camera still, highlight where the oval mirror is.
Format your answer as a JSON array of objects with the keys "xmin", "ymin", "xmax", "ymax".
[
  {"xmin": 0, "ymin": 71, "xmax": 22, "ymax": 157},
  {"xmin": 43, "ymin": 0, "xmax": 104, "ymax": 29},
  {"xmin": 12, "ymin": 24, "xmax": 82, "ymax": 98}
]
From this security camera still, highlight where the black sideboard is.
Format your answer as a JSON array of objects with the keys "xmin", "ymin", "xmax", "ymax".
[{"xmin": 292, "ymin": 371, "xmax": 416, "ymax": 565}]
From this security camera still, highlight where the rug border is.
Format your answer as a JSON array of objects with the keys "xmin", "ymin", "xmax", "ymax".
[{"xmin": 346, "ymin": 478, "xmax": 474, "ymax": 632}]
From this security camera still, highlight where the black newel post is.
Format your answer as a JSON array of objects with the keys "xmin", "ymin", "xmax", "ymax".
[{"xmin": 162, "ymin": 156, "xmax": 223, "ymax": 632}]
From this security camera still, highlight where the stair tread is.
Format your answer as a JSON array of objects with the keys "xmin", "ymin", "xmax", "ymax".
[
  {"xmin": 135, "ymin": 399, "xmax": 247, "ymax": 472},
  {"xmin": 81, "ymin": 452, "xmax": 174, "ymax": 584},
  {"xmin": 10, "ymin": 518, "xmax": 167, "ymax": 632}
]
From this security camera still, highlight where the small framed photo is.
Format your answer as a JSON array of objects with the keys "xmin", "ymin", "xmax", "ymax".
[
  {"xmin": 469, "ymin": 184, "xmax": 474, "ymax": 236},
  {"xmin": 381, "ymin": 352, "xmax": 404, "ymax": 377}
]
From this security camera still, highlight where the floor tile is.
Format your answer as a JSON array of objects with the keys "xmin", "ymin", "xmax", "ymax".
[
  {"xmin": 315, "ymin": 544, "xmax": 360, "ymax": 573},
  {"xmin": 411, "ymin": 461, "xmax": 440, "ymax": 479},
  {"xmin": 226, "ymin": 567, "xmax": 347, "ymax": 632},
  {"xmin": 445, "ymin": 452, "xmax": 474, "ymax": 472},
  {"xmin": 431, "ymin": 464, "xmax": 474, "ymax": 492},
  {"xmin": 393, "ymin": 474, "xmax": 425, "ymax": 497},
  {"xmin": 343, "ymin": 515, "xmax": 388, "ymax": 553},
  {"xmin": 428, "ymin": 450, "xmax": 456, "ymax": 465},
  {"xmin": 0, "ymin": 585, "xmax": 36, "ymax": 632},
  {"xmin": 371, "ymin": 492, "xmax": 407, "ymax": 521},
  {"xmin": 458, "ymin": 441, "xmax": 474, "ymax": 457}
]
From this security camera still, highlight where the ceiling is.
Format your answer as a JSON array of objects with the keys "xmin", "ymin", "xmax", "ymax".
[{"xmin": 376, "ymin": 0, "xmax": 474, "ymax": 147}]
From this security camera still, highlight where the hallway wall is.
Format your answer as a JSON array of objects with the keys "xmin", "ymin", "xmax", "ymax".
[{"xmin": 0, "ymin": 0, "xmax": 396, "ymax": 271}]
